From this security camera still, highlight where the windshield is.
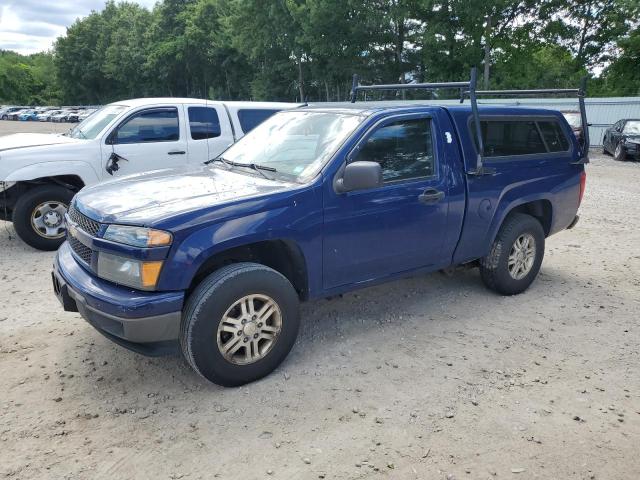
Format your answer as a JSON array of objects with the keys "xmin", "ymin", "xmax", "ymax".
[
  {"xmin": 563, "ymin": 112, "xmax": 581, "ymax": 128},
  {"xmin": 69, "ymin": 105, "xmax": 127, "ymax": 139},
  {"xmin": 623, "ymin": 120, "xmax": 640, "ymax": 135},
  {"xmin": 218, "ymin": 110, "xmax": 363, "ymax": 182}
]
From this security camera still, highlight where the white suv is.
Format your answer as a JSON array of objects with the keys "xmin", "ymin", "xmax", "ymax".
[{"xmin": 0, "ymin": 98, "xmax": 300, "ymax": 250}]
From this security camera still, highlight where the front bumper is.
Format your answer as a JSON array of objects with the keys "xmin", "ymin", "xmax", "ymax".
[
  {"xmin": 623, "ymin": 143, "xmax": 640, "ymax": 160},
  {"xmin": 53, "ymin": 242, "xmax": 184, "ymax": 356}
]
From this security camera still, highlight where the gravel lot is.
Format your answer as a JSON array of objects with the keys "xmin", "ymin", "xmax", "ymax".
[
  {"xmin": 1, "ymin": 121, "xmax": 639, "ymax": 479},
  {"xmin": 0, "ymin": 119, "xmax": 71, "ymax": 136}
]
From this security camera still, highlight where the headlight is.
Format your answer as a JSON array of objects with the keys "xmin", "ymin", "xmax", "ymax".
[
  {"xmin": 103, "ymin": 225, "xmax": 172, "ymax": 247},
  {"xmin": 97, "ymin": 252, "xmax": 163, "ymax": 290}
]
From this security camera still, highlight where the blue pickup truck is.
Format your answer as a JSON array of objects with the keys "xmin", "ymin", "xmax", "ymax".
[{"xmin": 53, "ymin": 71, "xmax": 588, "ymax": 386}]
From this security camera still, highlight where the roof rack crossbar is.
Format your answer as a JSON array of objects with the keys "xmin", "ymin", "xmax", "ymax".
[
  {"xmin": 350, "ymin": 68, "xmax": 491, "ymax": 175},
  {"xmin": 473, "ymin": 88, "xmax": 579, "ymax": 96},
  {"xmin": 350, "ymin": 79, "xmax": 470, "ymax": 101}
]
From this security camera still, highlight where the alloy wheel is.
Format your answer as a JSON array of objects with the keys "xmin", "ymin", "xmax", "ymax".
[
  {"xmin": 216, "ymin": 294, "xmax": 282, "ymax": 365},
  {"xmin": 508, "ymin": 233, "xmax": 536, "ymax": 280}
]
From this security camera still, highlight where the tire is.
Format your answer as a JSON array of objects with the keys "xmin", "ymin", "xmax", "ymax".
[
  {"xmin": 12, "ymin": 185, "xmax": 74, "ymax": 251},
  {"xmin": 181, "ymin": 262, "xmax": 300, "ymax": 387},
  {"xmin": 614, "ymin": 142, "xmax": 626, "ymax": 161},
  {"xmin": 602, "ymin": 144, "xmax": 608, "ymax": 155},
  {"xmin": 1, "ymin": 115, "xmax": 7, "ymax": 120},
  {"xmin": 480, "ymin": 213, "xmax": 545, "ymax": 296}
]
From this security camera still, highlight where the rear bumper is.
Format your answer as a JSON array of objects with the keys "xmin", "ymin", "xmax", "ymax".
[
  {"xmin": 566, "ymin": 215, "xmax": 580, "ymax": 230},
  {"xmin": 53, "ymin": 242, "xmax": 183, "ymax": 356}
]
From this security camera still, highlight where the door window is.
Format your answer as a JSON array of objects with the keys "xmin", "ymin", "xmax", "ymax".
[
  {"xmin": 353, "ymin": 118, "xmax": 435, "ymax": 182},
  {"xmin": 188, "ymin": 107, "xmax": 221, "ymax": 139},
  {"xmin": 116, "ymin": 109, "xmax": 179, "ymax": 144}
]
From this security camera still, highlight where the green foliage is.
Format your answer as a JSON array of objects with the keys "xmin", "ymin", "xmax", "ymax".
[
  {"xmin": 0, "ymin": 50, "xmax": 60, "ymax": 104},
  {"xmin": 1, "ymin": 0, "xmax": 638, "ymax": 105},
  {"xmin": 598, "ymin": 26, "xmax": 640, "ymax": 96}
]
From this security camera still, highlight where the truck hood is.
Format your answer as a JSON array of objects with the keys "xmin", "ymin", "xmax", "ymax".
[
  {"xmin": 74, "ymin": 165, "xmax": 294, "ymax": 225},
  {"xmin": 0, "ymin": 133, "xmax": 80, "ymax": 152}
]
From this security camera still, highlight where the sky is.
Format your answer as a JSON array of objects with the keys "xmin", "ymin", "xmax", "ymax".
[{"xmin": 0, "ymin": 0, "xmax": 157, "ymax": 55}]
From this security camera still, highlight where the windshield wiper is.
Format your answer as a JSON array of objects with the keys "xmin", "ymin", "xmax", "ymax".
[
  {"xmin": 205, "ymin": 156, "xmax": 231, "ymax": 166},
  {"xmin": 205, "ymin": 157, "xmax": 277, "ymax": 179}
]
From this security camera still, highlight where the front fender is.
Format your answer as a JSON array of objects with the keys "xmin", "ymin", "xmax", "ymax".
[
  {"xmin": 157, "ymin": 202, "xmax": 323, "ymax": 292},
  {"xmin": 4, "ymin": 161, "xmax": 100, "ymax": 185}
]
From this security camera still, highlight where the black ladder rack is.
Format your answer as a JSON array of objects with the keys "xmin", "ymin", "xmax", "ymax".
[{"xmin": 349, "ymin": 68, "xmax": 589, "ymax": 173}]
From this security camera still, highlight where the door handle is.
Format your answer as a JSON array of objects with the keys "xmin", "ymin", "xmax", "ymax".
[
  {"xmin": 418, "ymin": 188, "xmax": 445, "ymax": 204},
  {"xmin": 168, "ymin": 150, "xmax": 186, "ymax": 155}
]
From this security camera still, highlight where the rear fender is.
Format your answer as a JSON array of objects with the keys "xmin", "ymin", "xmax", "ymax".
[{"xmin": 486, "ymin": 191, "xmax": 553, "ymax": 251}]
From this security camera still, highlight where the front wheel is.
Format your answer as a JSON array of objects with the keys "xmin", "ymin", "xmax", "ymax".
[
  {"xmin": 614, "ymin": 143, "xmax": 626, "ymax": 161},
  {"xmin": 480, "ymin": 213, "xmax": 545, "ymax": 295},
  {"xmin": 12, "ymin": 185, "xmax": 74, "ymax": 251},
  {"xmin": 180, "ymin": 263, "xmax": 300, "ymax": 386}
]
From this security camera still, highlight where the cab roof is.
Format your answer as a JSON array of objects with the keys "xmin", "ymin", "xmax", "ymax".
[{"xmin": 107, "ymin": 97, "xmax": 301, "ymax": 109}]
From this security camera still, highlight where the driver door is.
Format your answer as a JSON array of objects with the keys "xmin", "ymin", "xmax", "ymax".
[
  {"xmin": 100, "ymin": 106, "xmax": 188, "ymax": 178},
  {"xmin": 322, "ymin": 113, "xmax": 450, "ymax": 289}
]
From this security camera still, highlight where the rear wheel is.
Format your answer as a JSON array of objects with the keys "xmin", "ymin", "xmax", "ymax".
[
  {"xmin": 180, "ymin": 263, "xmax": 300, "ymax": 386},
  {"xmin": 12, "ymin": 185, "xmax": 73, "ymax": 251},
  {"xmin": 480, "ymin": 213, "xmax": 545, "ymax": 295}
]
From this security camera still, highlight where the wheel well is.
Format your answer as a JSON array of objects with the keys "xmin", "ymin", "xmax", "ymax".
[
  {"xmin": 12, "ymin": 175, "xmax": 85, "ymax": 195},
  {"xmin": 507, "ymin": 200, "xmax": 552, "ymax": 236},
  {"xmin": 187, "ymin": 240, "xmax": 309, "ymax": 300}
]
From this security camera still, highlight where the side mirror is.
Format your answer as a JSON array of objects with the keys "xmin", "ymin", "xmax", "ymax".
[{"xmin": 335, "ymin": 161, "xmax": 382, "ymax": 193}]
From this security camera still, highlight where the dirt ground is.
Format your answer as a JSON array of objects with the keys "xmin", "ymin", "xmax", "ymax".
[
  {"xmin": 0, "ymin": 119, "xmax": 71, "ymax": 136},
  {"xmin": 1, "ymin": 120, "xmax": 639, "ymax": 480}
]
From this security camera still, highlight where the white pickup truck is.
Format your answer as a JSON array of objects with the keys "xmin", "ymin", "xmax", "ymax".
[{"xmin": 0, "ymin": 98, "xmax": 300, "ymax": 250}]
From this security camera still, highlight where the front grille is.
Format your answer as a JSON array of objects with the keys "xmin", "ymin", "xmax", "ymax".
[
  {"xmin": 68, "ymin": 235, "xmax": 93, "ymax": 265},
  {"xmin": 68, "ymin": 205, "xmax": 101, "ymax": 236}
]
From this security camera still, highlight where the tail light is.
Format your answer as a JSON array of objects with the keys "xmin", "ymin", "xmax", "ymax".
[{"xmin": 578, "ymin": 170, "xmax": 586, "ymax": 207}]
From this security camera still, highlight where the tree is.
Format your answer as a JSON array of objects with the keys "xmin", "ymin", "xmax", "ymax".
[
  {"xmin": 539, "ymin": 0, "xmax": 638, "ymax": 71},
  {"xmin": 0, "ymin": 50, "xmax": 60, "ymax": 104},
  {"xmin": 595, "ymin": 26, "xmax": 640, "ymax": 96}
]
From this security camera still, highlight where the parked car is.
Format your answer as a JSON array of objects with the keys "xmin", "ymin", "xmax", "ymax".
[
  {"xmin": 66, "ymin": 110, "xmax": 83, "ymax": 123},
  {"xmin": 602, "ymin": 118, "xmax": 640, "ymax": 161},
  {"xmin": 561, "ymin": 111, "xmax": 584, "ymax": 142},
  {"xmin": 37, "ymin": 110, "xmax": 63, "ymax": 122},
  {"xmin": 0, "ymin": 98, "xmax": 301, "ymax": 250},
  {"xmin": 7, "ymin": 108, "xmax": 31, "ymax": 120},
  {"xmin": 77, "ymin": 109, "xmax": 97, "ymax": 122},
  {"xmin": 0, "ymin": 106, "xmax": 26, "ymax": 120},
  {"xmin": 52, "ymin": 75, "xmax": 588, "ymax": 386},
  {"xmin": 50, "ymin": 110, "xmax": 74, "ymax": 122},
  {"xmin": 18, "ymin": 110, "xmax": 40, "ymax": 121}
]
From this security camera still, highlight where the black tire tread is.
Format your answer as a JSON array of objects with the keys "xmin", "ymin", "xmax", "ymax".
[
  {"xmin": 480, "ymin": 213, "xmax": 544, "ymax": 296},
  {"xmin": 180, "ymin": 262, "xmax": 297, "ymax": 385},
  {"xmin": 12, "ymin": 184, "xmax": 74, "ymax": 251}
]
